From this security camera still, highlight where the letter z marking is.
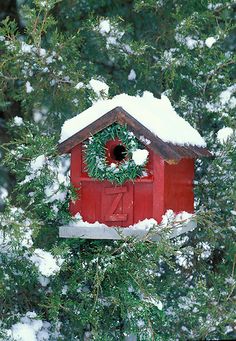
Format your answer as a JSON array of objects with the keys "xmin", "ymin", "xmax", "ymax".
[{"xmin": 104, "ymin": 187, "xmax": 128, "ymax": 222}]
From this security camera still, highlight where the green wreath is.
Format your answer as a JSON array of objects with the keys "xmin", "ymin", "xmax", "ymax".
[{"xmin": 84, "ymin": 124, "xmax": 149, "ymax": 184}]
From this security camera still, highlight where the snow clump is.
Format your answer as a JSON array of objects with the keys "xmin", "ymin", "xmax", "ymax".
[
  {"xmin": 26, "ymin": 81, "xmax": 34, "ymax": 93},
  {"xmin": 13, "ymin": 116, "xmax": 24, "ymax": 126},
  {"xmin": 132, "ymin": 149, "xmax": 149, "ymax": 165},
  {"xmin": 217, "ymin": 127, "xmax": 234, "ymax": 144},
  {"xmin": 5, "ymin": 311, "xmax": 59, "ymax": 341},
  {"xmin": 30, "ymin": 155, "xmax": 47, "ymax": 172},
  {"xmin": 205, "ymin": 37, "xmax": 217, "ymax": 48},
  {"xmin": 99, "ymin": 19, "xmax": 111, "ymax": 35},
  {"xmin": 128, "ymin": 69, "xmax": 136, "ymax": 81},
  {"xmin": 97, "ymin": 18, "xmax": 124, "ymax": 49},
  {"xmin": 142, "ymin": 296, "xmax": 163, "ymax": 310},
  {"xmin": 219, "ymin": 84, "xmax": 236, "ymax": 107},
  {"xmin": 131, "ymin": 218, "xmax": 158, "ymax": 231},
  {"xmin": 30, "ymin": 248, "xmax": 64, "ymax": 277},
  {"xmin": 0, "ymin": 186, "xmax": 8, "ymax": 201},
  {"xmin": 175, "ymin": 34, "xmax": 203, "ymax": 49},
  {"xmin": 75, "ymin": 81, "xmax": 84, "ymax": 90},
  {"xmin": 161, "ymin": 209, "xmax": 192, "ymax": 227},
  {"xmin": 89, "ymin": 78, "xmax": 109, "ymax": 98},
  {"xmin": 21, "ymin": 42, "xmax": 32, "ymax": 53}
]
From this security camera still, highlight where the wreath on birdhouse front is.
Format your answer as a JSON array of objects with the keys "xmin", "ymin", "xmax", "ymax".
[{"xmin": 83, "ymin": 124, "xmax": 149, "ymax": 184}]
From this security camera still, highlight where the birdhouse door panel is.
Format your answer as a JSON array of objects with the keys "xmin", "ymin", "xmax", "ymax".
[
  {"xmin": 70, "ymin": 144, "xmax": 167, "ymax": 225},
  {"xmin": 101, "ymin": 183, "xmax": 133, "ymax": 227},
  {"xmin": 133, "ymin": 182, "xmax": 154, "ymax": 222}
]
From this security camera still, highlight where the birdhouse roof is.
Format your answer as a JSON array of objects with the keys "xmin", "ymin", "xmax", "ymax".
[{"xmin": 58, "ymin": 92, "xmax": 211, "ymax": 160}]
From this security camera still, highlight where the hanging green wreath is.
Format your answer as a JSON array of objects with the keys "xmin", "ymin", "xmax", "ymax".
[{"xmin": 84, "ymin": 124, "xmax": 149, "ymax": 185}]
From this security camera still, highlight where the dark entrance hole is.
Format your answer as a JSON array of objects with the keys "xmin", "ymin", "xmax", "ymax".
[{"xmin": 112, "ymin": 145, "xmax": 127, "ymax": 161}]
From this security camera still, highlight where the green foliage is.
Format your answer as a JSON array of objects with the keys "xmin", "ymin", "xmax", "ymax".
[{"xmin": 0, "ymin": 0, "xmax": 235, "ymax": 339}]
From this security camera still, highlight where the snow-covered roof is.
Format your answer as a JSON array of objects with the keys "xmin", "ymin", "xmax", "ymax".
[
  {"xmin": 58, "ymin": 91, "xmax": 211, "ymax": 160},
  {"xmin": 60, "ymin": 91, "xmax": 206, "ymax": 148}
]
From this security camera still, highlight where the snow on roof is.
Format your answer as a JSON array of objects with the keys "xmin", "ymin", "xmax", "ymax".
[{"xmin": 59, "ymin": 91, "xmax": 206, "ymax": 147}]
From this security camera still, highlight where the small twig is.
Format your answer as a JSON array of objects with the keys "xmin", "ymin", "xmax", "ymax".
[
  {"xmin": 226, "ymin": 254, "xmax": 236, "ymax": 301},
  {"xmin": 231, "ymin": 254, "xmax": 236, "ymax": 277}
]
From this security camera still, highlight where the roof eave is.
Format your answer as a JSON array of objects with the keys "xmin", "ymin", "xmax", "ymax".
[{"xmin": 58, "ymin": 106, "xmax": 212, "ymax": 160}]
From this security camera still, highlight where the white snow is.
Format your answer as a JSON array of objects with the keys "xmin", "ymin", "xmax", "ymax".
[
  {"xmin": 33, "ymin": 108, "xmax": 48, "ymax": 123},
  {"xmin": 175, "ymin": 211, "xmax": 193, "ymax": 222},
  {"xmin": 142, "ymin": 296, "xmax": 163, "ymax": 310},
  {"xmin": 198, "ymin": 242, "xmax": 211, "ymax": 259},
  {"xmin": 175, "ymin": 34, "xmax": 203, "ymax": 49},
  {"xmin": 161, "ymin": 209, "xmax": 192, "ymax": 227},
  {"xmin": 225, "ymin": 326, "xmax": 234, "ymax": 334},
  {"xmin": 44, "ymin": 162, "xmax": 69, "ymax": 204},
  {"xmin": 217, "ymin": 127, "xmax": 234, "ymax": 143},
  {"xmin": 89, "ymin": 78, "xmax": 109, "ymax": 97},
  {"xmin": 99, "ymin": 19, "xmax": 111, "ymax": 35},
  {"xmin": 38, "ymin": 275, "xmax": 50, "ymax": 287},
  {"xmin": 30, "ymin": 248, "xmax": 64, "ymax": 277},
  {"xmin": 70, "ymin": 213, "xmax": 158, "ymax": 231},
  {"xmin": 11, "ymin": 323, "xmax": 37, "ymax": 341},
  {"xmin": 30, "ymin": 155, "xmax": 46, "ymax": 172},
  {"xmin": 75, "ymin": 82, "xmax": 84, "ymax": 90},
  {"xmin": 40, "ymin": 1, "xmax": 47, "ymax": 7},
  {"xmin": 207, "ymin": 3, "xmax": 223, "ymax": 10},
  {"xmin": 0, "ymin": 209, "xmax": 34, "ymax": 251},
  {"xmin": 70, "ymin": 214, "xmax": 107, "ymax": 229},
  {"xmin": 219, "ymin": 84, "xmax": 236, "ymax": 105},
  {"xmin": 21, "ymin": 42, "xmax": 33, "ymax": 53},
  {"xmin": 26, "ymin": 81, "xmax": 34, "ymax": 93},
  {"xmin": 46, "ymin": 56, "xmax": 53, "ymax": 64},
  {"xmin": 205, "ymin": 37, "xmax": 217, "ymax": 48},
  {"xmin": 19, "ymin": 226, "xmax": 33, "ymax": 249},
  {"xmin": 132, "ymin": 149, "xmax": 149, "ymax": 165},
  {"xmin": 131, "ymin": 218, "xmax": 158, "ymax": 231},
  {"xmin": 176, "ymin": 250, "xmax": 193, "ymax": 269},
  {"xmin": 185, "ymin": 37, "xmax": 199, "ymax": 49},
  {"xmin": 33, "ymin": 111, "xmax": 43, "ymax": 123},
  {"xmin": 0, "ymin": 186, "xmax": 8, "ymax": 200},
  {"xmin": 128, "ymin": 69, "xmax": 136, "ymax": 81},
  {"xmin": 71, "ymin": 210, "xmax": 192, "ymax": 232},
  {"xmin": 206, "ymin": 84, "xmax": 236, "ymax": 113},
  {"xmin": 97, "ymin": 19, "xmax": 124, "ymax": 49},
  {"xmin": 123, "ymin": 44, "xmax": 133, "ymax": 54},
  {"xmin": 139, "ymin": 136, "xmax": 151, "ymax": 145},
  {"xmin": 60, "ymin": 91, "xmax": 206, "ymax": 147},
  {"xmin": 20, "ymin": 155, "xmax": 47, "ymax": 185},
  {"xmin": 13, "ymin": 116, "xmax": 24, "ymax": 126},
  {"xmin": 0, "ymin": 230, "xmax": 11, "ymax": 250},
  {"xmin": 8, "ymin": 312, "xmax": 53, "ymax": 341},
  {"xmin": 44, "ymin": 172, "xmax": 68, "ymax": 202},
  {"xmin": 39, "ymin": 48, "xmax": 46, "ymax": 57}
]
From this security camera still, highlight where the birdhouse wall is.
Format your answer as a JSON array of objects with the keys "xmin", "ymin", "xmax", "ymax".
[
  {"xmin": 69, "ymin": 143, "xmax": 166, "ymax": 225},
  {"xmin": 164, "ymin": 158, "xmax": 194, "ymax": 214}
]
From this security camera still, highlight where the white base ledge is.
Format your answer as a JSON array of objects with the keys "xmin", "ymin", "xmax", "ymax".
[{"xmin": 59, "ymin": 219, "xmax": 197, "ymax": 241}]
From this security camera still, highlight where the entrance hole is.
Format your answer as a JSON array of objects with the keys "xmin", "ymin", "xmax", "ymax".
[{"xmin": 112, "ymin": 145, "xmax": 127, "ymax": 161}]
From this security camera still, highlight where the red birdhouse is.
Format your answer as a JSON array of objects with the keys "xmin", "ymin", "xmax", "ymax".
[{"xmin": 58, "ymin": 92, "xmax": 211, "ymax": 239}]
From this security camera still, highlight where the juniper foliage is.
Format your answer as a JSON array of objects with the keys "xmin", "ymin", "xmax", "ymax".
[{"xmin": 0, "ymin": 0, "xmax": 235, "ymax": 340}]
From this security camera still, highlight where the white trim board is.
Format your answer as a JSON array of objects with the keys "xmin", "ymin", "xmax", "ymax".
[{"xmin": 59, "ymin": 219, "xmax": 197, "ymax": 241}]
